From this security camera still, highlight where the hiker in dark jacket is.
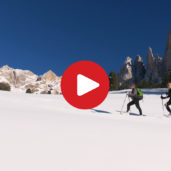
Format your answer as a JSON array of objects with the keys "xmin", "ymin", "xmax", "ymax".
[
  {"xmin": 127, "ymin": 84, "xmax": 143, "ymax": 115},
  {"xmin": 161, "ymin": 83, "xmax": 171, "ymax": 114}
]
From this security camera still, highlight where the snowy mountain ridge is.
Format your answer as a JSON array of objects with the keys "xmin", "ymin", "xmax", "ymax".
[{"xmin": 0, "ymin": 65, "xmax": 61, "ymax": 94}]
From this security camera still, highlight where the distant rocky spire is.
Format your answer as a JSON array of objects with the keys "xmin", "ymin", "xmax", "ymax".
[
  {"xmin": 165, "ymin": 29, "xmax": 171, "ymax": 51},
  {"xmin": 156, "ymin": 53, "xmax": 160, "ymax": 60},
  {"xmin": 163, "ymin": 29, "xmax": 171, "ymax": 73},
  {"xmin": 117, "ymin": 29, "xmax": 171, "ymax": 88},
  {"xmin": 147, "ymin": 47, "xmax": 154, "ymax": 70},
  {"xmin": 135, "ymin": 55, "xmax": 143, "ymax": 63},
  {"xmin": 145, "ymin": 47, "xmax": 155, "ymax": 82},
  {"xmin": 134, "ymin": 55, "xmax": 145, "ymax": 83},
  {"xmin": 124, "ymin": 56, "xmax": 132, "ymax": 65},
  {"xmin": 151, "ymin": 53, "xmax": 163, "ymax": 83},
  {"xmin": 118, "ymin": 57, "xmax": 134, "ymax": 87}
]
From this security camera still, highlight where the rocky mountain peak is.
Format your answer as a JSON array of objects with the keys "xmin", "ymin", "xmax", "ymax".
[
  {"xmin": 156, "ymin": 53, "xmax": 160, "ymax": 60},
  {"xmin": 166, "ymin": 29, "xmax": 171, "ymax": 49},
  {"xmin": 135, "ymin": 55, "xmax": 143, "ymax": 63},
  {"xmin": 148, "ymin": 47, "xmax": 153, "ymax": 54},
  {"xmin": 155, "ymin": 54, "xmax": 163, "ymax": 62},
  {"xmin": 118, "ymin": 57, "xmax": 134, "ymax": 87},
  {"xmin": 118, "ymin": 46, "xmax": 165, "ymax": 87},
  {"xmin": 1, "ymin": 65, "xmax": 13, "ymax": 71},
  {"xmin": 147, "ymin": 47, "xmax": 154, "ymax": 67},
  {"xmin": 43, "ymin": 70, "xmax": 60, "ymax": 83},
  {"xmin": 124, "ymin": 56, "xmax": 132, "ymax": 65},
  {"xmin": 163, "ymin": 29, "xmax": 171, "ymax": 72},
  {"xmin": 134, "ymin": 55, "xmax": 145, "ymax": 83},
  {"xmin": 0, "ymin": 65, "xmax": 61, "ymax": 94},
  {"xmin": 117, "ymin": 29, "xmax": 171, "ymax": 88},
  {"xmin": 44, "ymin": 70, "xmax": 55, "ymax": 76}
]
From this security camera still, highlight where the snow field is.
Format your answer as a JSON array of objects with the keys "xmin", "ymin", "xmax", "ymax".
[{"xmin": 0, "ymin": 89, "xmax": 170, "ymax": 171}]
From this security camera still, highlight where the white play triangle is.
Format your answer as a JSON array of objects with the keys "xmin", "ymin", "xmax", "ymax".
[{"xmin": 77, "ymin": 74, "xmax": 100, "ymax": 96}]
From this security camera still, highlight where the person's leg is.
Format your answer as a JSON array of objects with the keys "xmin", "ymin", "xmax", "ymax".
[
  {"xmin": 135, "ymin": 100, "xmax": 142, "ymax": 115},
  {"xmin": 127, "ymin": 101, "xmax": 135, "ymax": 112},
  {"xmin": 166, "ymin": 99, "xmax": 171, "ymax": 113}
]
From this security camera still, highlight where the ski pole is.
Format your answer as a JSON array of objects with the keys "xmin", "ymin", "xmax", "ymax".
[{"xmin": 120, "ymin": 94, "xmax": 127, "ymax": 114}]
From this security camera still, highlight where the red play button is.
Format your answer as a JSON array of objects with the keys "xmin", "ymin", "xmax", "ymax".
[{"xmin": 61, "ymin": 61, "xmax": 109, "ymax": 109}]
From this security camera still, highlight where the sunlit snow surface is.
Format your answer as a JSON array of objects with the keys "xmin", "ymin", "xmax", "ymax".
[{"xmin": 0, "ymin": 89, "xmax": 170, "ymax": 171}]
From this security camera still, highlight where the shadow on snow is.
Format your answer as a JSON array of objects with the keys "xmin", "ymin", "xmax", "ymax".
[
  {"xmin": 91, "ymin": 109, "xmax": 111, "ymax": 114},
  {"xmin": 129, "ymin": 113, "xmax": 146, "ymax": 117}
]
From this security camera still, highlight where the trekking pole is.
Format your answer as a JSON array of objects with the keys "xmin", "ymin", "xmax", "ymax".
[
  {"xmin": 161, "ymin": 94, "xmax": 165, "ymax": 115},
  {"xmin": 120, "ymin": 94, "xmax": 127, "ymax": 114}
]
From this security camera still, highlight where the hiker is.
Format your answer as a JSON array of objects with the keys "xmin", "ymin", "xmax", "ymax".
[
  {"xmin": 161, "ymin": 83, "xmax": 171, "ymax": 114},
  {"xmin": 127, "ymin": 84, "xmax": 143, "ymax": 115}
]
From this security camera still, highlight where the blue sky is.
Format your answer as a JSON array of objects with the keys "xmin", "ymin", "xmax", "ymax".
[{"xmin": 0, "ymin": 0, "xmax": 170, "ymax": 76}]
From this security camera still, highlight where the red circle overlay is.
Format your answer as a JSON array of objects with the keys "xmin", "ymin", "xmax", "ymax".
[{"xmin": 61, "ymin": 61, "xmax": 109, "ymax": 109}]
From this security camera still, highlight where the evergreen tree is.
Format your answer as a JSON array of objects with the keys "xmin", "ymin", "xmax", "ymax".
[
  {"xmin": 148, "ymin": 82, "xmax": 156, "ymax": 88},
  {"xmin": 141, "ymin": 80, "xmax": 148, "ymax": 88},
  {"xmin": 161, "ymin": 73, "xmax": 171, "ymax": 88},
  {"xmin": 109, "ymin": 71, "xmax": 118, "ymax": 90}
]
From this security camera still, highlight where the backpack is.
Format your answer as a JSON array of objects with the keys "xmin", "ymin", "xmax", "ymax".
[{"xmin": 137, "ymin": 88, "xmax": 143, "ymax": 100}]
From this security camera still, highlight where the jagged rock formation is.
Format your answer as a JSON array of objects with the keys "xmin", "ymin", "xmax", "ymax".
[
  {"xmin": 42, "ymin": 70, "xmax": 60, "ymax": 83},
  {"xmin": 0, "ymin": 65, "xmax": 38, "ymax": 88},
  {"xmin": 118, "ymin": 57, "xmax": 134, "ymax": 87},
  {"xmin": 134, "ymin": 55, "xmax": 146, "ymax": 83},
  {"xmin": 151, "ymin": 54, "xmax": 163, "ymax": 83},
  {"xmin": 144, "ymin": 48, "xmax": 163, "ymax": 83},
  {"xmin": 145, "ymin": 47, "xmax": 155, "ymax": 82},
  {"xmin": 118, "ymin": 29, "xmax": 171, "ymax": 87},
  {"xmin": 0, "ymin": 65, "xmax": 61, "ymax": 94},
  {"xmin": 163, "ymin": 29, "xmax": 171, "ymax": 73},
  {"xmin": 119, "ymin": 48, "xmax": 163, "ymax": 87}
]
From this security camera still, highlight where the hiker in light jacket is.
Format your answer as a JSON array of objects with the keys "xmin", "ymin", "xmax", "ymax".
[{"xmin": 127, "ymin": 84, "xmax": 143, "ymax": 115}]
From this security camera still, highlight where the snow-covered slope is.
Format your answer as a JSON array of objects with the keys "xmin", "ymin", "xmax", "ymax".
[{"xmin": 0, "ymin": 89, "xmax": 171, "ymax": 171}]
